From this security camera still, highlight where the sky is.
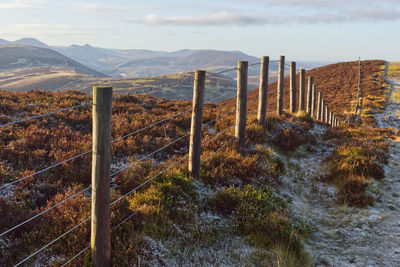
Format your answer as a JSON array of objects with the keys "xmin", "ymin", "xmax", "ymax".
[{"xmin": 0, "ymin": 0, "xmax": 399, "ymax": 61}]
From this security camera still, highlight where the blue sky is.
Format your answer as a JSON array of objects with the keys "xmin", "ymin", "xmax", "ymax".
[{"xmin": 0, "ymin": 0, "xmax": 399, "ymax": 61}]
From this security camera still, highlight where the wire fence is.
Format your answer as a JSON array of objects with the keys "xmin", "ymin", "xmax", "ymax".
[
  {"xmin": 1, "ymin": 57, "xmax": 343, "ymax": 266},
  {"xmin": 0, "ymin": 101, "xmax": 92, "ymax": 129},
  {"xmin": 0, "ymin": 62, "xmax": 249, "ymax": 266}
]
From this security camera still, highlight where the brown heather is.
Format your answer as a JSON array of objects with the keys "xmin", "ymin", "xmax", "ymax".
[{"xmin": 0, "ymin": 60, "xmax": 390, "ymax": 265}]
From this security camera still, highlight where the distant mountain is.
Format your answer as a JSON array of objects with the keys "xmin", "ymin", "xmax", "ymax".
[
  {"xmin": 0, "ymin": 44, "xmax": 105, "ymax": 77},
  {"xmin": 52, "ymin": 44, "xmax": 263, "ymax": 78},
  {"xmin": 111, "ymin": 50, "xmax": 260, "ymax": 78},
  {"xmin": 0, "ymin": 37, "xmax": 330, "ymax": 80},
  {"xmin": 12, "ymin": 38, "xmax": 52, "ymax": 49},
  {"xmin": 54, "ymin": 44, "xmax": 123, "ymax": 73}
]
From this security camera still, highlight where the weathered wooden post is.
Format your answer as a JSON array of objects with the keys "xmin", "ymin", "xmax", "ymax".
[
  {"xmin": 235, "ymin": 61, "xmax": 248, "ymax": 153},
  {"xmin": 325, "ymin": 105, "xmax": 329, "ymax": 124},
  {"xmin": 299, "ymin": 69, "xmax": 306, "ymax": 111},
  {"xmin": 317, "ymin": 92, "xmax": 322, "ymax": 121},
  {"xmin": 321, "ymin": 99, "xmax": 326, "ymax": 123},
  {"xmin": 91, "ymin": 86, "xmax": 112, "ymax": 267},
  {"xmin": 329, "ymin": 111, "xmax": 333, "ymax": 127},
  {"xmin": 311, "ymin": 84, "xmax": 316, "ymax": 118},
  {"xmin": 189, "ymin": 70, "xmax": 206, "ymax": 178},
  {"xmin": 257, "ymin": 56, "xmax": 269, "ymax": 127},
  {"xmin": 306, "ymin": 77, "xmax": 313, "ymax": 114},
  {"xmin": 277, "ymin": 56, "xmax": 285, "ymax": 115},
  {"xmin": 290, "ymin": 62, "xmax": 296, "ymax": 113}
]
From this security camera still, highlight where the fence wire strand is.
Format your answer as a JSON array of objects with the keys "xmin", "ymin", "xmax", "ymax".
[
  {"xmin": 61, "ymin": 245, "xmax": 90, "ymax": 267},
  {"xmin": 14, "ymin": 217, "xmax": 90, "ymax": 267},
  {"xmin": 0, "ymin": 150, "xmax": 92, "ymax": 190},
  {"xmin": 110, "ymin": 155, "xmax": 188, "ymax": 207},
  {"xmin": 4, "ymin": 60, "xmax": 269, "ymax": 265},
  {"xmin": 0, "ymin": 102, "xmax": 92, "ymax": 129},
  {"xmin": 111, "ymin": 133, "xmax": 190, "ymax": 178},
  {"xmin": 0, "ymin": 186, "xmax": 90, "ymax": 238},
  {"xmin": 201, "ymin": 136, "xmax": 236, "ymax": 165}
]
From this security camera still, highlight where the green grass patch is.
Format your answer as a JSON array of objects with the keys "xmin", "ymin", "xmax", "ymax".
[{"xmin": 209, "ymin": 185, "xmax": 310, "ymax": 265}]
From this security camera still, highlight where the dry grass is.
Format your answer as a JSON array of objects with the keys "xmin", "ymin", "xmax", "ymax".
[
  {"xmin": 0, "ymin": 59, "xmax": 390, "ymax": 265},
  {"xmin": 323, "ymin": 125, "xmax": 391, "ymax": 207},
  {"xmin": 388, "ymin": 62, "xmax": 400, "ymax": 79}
]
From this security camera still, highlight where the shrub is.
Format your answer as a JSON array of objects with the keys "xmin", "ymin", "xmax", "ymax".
[
  {"xmin": 337, "ymin": 176, "xmax": 373, "ymax": 207},
  {"xmin": 324, "ymin": 124, "xmax": 389, "ymax": 207},
  {"xmin": 246, "ymin": 120, "xmax": 268, "ymax": 145},
  {"xmin": 200, "ymin": 148, "xmax": 265, "ymax": 186},
  {"xmin": 128, "ymin": 170, "xmax": 196, "ymax": 236},
  {"xmin": 209, "ymin": 185, "xmax": 309, "ymax": 262}
]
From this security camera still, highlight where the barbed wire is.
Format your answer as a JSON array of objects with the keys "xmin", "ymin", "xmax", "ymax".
[{"xmin": 0, "ymin": 101, "xmax": 92, "ymax": 129}]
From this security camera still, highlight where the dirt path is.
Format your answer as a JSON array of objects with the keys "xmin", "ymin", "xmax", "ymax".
[{"xmin": 282, "ymin": 72, "xmax": 400, "ymax": 266}]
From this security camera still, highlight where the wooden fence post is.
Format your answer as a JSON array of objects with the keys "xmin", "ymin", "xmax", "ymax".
[
  {"xmin": 91, "ymin": 86, "xmax": 112, "ymax": 267},
  {"xmin": 317, "ymin": 92, "xmax": 322, "ymax": 121},
  {"xmin": 290, "ymin": 62, "xmax": 296, "ymax": 113},
  {"xmin": 321, "ymin": 99, "xmax": 326, "ymax": 123},
  {"xmin": 299, "ymin": 69, "xmax": 306, "ymax": 111},
  {"xmin": 325, "ymin": 105, "xmax": 329, "ymax": 124},
  {"xmin": 329, "ymin": 111, "xmax": 333, "ymax": 127},
  {"xmin": 257, "ymin": 56, "xmax": 269, "ymax": 127},
  {"xmin": 189, "ymin": 70, "xmax": 206, "ymax": 178},
  {"xmin": 306, "ymin": 77, "xmax": 313, "ymax": 114},
  {"xmin": 235, "ymin": 61, "xmax": 248, "ymax": 152},
  {"xmin": 311, "ymin": 84, "xmax": 316, "ymax": 118},
  {"xmin": 277, "ymin": 56, "xmax": 285, "ymax": 115}
]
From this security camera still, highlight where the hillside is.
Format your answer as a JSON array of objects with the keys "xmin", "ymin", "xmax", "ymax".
[
  {"xmin": 0, "ymin": 60, "xmax": 395, "ymax": 266},
  {"xmin": 0, "ymin": 45, "xmax": 106, "ymax": 79},
  {"xmin": 237, "ymin": 60, "xmax": 387, "ymax": 125},
  {"xmin": 0, "ymin": 38, "xmax": 327, "ymax": 79},
  {"xmin": 0, "ymin": 38, "xmax": 51, "ymax": 49},
  {"xmin": 113, "ymin": 50, "xmax": 260, "ymax": 78}
]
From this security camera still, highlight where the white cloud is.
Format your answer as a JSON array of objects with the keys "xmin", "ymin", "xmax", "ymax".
[
  {"xmin": 131, "ymin": 12, "xmax": 267, "ymax": 26},
  {"xmin": 0, "ymin": 0, "xmax": 44, "ymax": 10},
  {"xmin": 74, "ymin": 2, "xmax": 126, "ymax": 14},
  {"xmin": 126, "ymin": 6, "xmax": 400, "ymax": 27},
  {"xmin": 0, "ymin": 24, "xmax": 110, "ymax": 40}
]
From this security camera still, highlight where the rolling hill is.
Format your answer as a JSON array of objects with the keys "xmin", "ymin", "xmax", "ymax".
[{"xmin": 0, "ymin": 45, "xmax": 105, "ymax": 77}]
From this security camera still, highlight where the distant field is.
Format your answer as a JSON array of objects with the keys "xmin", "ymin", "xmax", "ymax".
[{"xmin": 0, "ymin": 67, "xmax": 237, "ymax": 101}]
